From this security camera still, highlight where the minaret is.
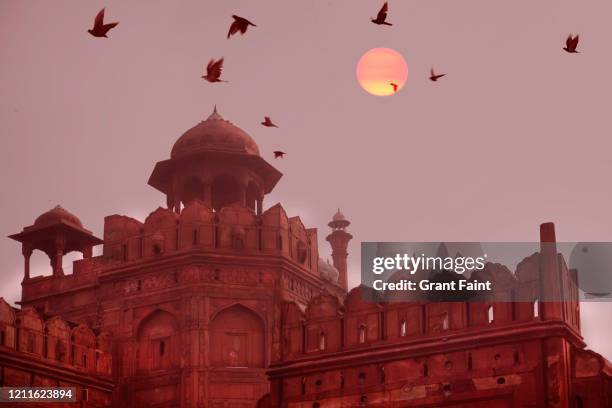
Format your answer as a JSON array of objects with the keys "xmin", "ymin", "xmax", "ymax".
[{"xmin": 326, "ymin": 209, "xmax": 353, "ymax": 290}]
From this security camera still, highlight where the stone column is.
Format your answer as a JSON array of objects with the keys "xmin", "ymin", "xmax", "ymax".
[
  {"xmin": 53, "ymin": 234, "xmax": 66, "ymax": 276},
  {"xmin": 203, "ymin": 183, "xmax": 212, "ymax": 208},
  {"xmin": 22, "ymin": 244, "xmax": 33, "ymax": 281},
  {"xmin": 82, "ymin": 246, "xmax": 93, "ymax": 259}
]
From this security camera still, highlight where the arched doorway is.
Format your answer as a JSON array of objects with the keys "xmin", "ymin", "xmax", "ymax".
[{"xmin": 210, "ymin": 304, "xmax": 265, "ymax": 368}]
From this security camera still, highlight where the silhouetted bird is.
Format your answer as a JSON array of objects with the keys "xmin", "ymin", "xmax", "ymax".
[
  {"xmin": 228, "ymin": 15, "xmax": 256, "ymax": 39},
  {"xmin": 202, "ymin": 58, "xmax": 227, "ymax": 82},
  {"xmin": 390, "ymin": 83, "xmax": 398, "ymax": 93},
  {"xmin": 429, "ymin": 68, "xmax": 446, "ymax": 82},
  {"xmin": 371, "ymin": 2, "xmax": 392, "ymax": 26},
  {"xmin": 563, "ymin": 34, "xmax": 580, "ymax": 53},
  {"xmin": 273, "ymin": 151, "xmax": 286, "ymax": 159},
  {"xmin": 88, "ymin": 8, "xmax": 119, "ymax": 38},
  {"xmin": 261, "ymin": 117, "xmax": 278, "ymax": 127}
]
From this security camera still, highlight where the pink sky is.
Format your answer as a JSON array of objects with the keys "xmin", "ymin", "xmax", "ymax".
[{"xmin": 1, "ymin": 0, "xmax": 611, "ymax": 360}]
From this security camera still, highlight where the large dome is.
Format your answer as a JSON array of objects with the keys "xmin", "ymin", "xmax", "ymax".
[
  {"xmin": 34, "ymin": 205, "xmax": 83, "ymax": 229},
  {"xmin": 171, "ymin": 107, "xmax": 260, "ymax": 159}
]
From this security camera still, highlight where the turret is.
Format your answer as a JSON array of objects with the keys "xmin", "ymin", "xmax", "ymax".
[
  {"xmin": 9, "ymin": 205, "xmax": 102, "ymax": 280},
  {"xmin": 326, "ymin": 209, "xmax": 352, "ymax": 290},
  {"xmin": 148, "ymin": 106, "xmax": 282, "ymax": 215}
]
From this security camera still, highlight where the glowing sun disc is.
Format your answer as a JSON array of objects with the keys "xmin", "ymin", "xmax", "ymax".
[{"xmin": 356, "ymin": 48, "xmax": 408, "ymax": 96}]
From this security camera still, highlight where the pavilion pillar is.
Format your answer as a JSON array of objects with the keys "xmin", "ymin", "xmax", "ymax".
[
  {"xmin": 22, "ymin": 244, "xmax": 33, "ymax": 281},
  {"xmin": 53, "ymin": 234, "xmax": 66, "ymax": 276}
]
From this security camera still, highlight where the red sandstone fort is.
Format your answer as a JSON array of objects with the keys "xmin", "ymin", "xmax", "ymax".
[{"xmin": 1, "ymin": 108, "xmax": 610, "ymax": 407}]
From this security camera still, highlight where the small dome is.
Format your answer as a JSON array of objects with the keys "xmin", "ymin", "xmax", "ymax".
[
  {"xmin": 171, "ymin": 106, "xmax": 260, "ymax": 159},
  {"xmin": 34, "ymin": 205, "xmax": 83, "ymax": 229},
  {"xmin": 318, "ymin": 258, "xmax": 339, "ymax": 283},
  {"xmin": 332, "ymin": 208, "xmax": 346, "ymax": 222}
]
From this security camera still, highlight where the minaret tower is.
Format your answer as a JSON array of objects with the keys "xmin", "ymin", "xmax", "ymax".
[{"xmin": 326, "ymin": 209, "xmax": 353, "ymax": 290}]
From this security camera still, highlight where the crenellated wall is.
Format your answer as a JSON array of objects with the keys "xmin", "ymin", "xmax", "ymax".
[
  {"xmin": 100, "ymin": 201, "xmax": 322, "ymax": 278},
  {"xmin": 264, "ymin": 248, "xmax": 609, "ymax": 408},
  {"xmin": 0, "ymin": 298, "xmax": 114, "ymax": 407}
]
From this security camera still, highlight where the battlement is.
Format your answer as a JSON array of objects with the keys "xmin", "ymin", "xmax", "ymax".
[
  {"xmin": 0, "ymin": 298, "xmax": 112, "ymax": 377},
  {"xmin": 279, "ymin": 249, "xmax": 582, "ymax": 363},
  {"xmin": 101, "ymin": 201, "xmax": 322, "ymax": 276}
]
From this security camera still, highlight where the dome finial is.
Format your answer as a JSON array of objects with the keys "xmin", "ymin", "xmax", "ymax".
[{"xmin": 207, "ymin": 104, "xmax": 223, "ymax": 121}]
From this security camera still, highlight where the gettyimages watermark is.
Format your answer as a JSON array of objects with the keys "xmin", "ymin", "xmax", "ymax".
[{"xmin": 361, "ymin": 242, "xmax": 612, "ymax": 302}]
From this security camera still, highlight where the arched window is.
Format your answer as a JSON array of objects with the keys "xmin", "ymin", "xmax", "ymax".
[
  {"xmin": 400, "ymin": 319, "xmax": 407, "ymax": 337},
  {"xmin": 533, "ymin": 299, "xmax": 540, "ymax": 318},
  {"xmin": 442, "ymin": 312, "xmax": 449, "ymax": 330},
  {"xmin": 319, "ymin": 331, "xmax": 326, "ymax": 351},
  {"xmin": 358, "ymin": 325, "xmax": 367, "ymax": 344},
  {"xmin": 487, "ymin": 306, "xmax": 494, "ymax": 324}
]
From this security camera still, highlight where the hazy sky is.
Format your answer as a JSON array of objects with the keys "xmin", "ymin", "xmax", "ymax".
[{"xmin": 1, "ymin": 0, "xmax": 612, "ymax": 360}]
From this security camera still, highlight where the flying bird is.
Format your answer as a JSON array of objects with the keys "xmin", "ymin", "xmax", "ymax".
[
  {"xmin": 88, "ymin": 8, "xmax": 119, "ymax": 38},
  {"xmin": 563, "ymin": 34, "xmax": 580, "ymax": 53},
  {"xmin": 273, "ymin": 151, "xmax": 286, "ymax": 159},
  {"xmin": 202, "ymin": 58, "xmax": 227, "ymax": 82},
  {"xmin": 429, "ymin": 68, "xmax": 446, "ymax": 82},
  {"xmin": 228, "ymin": 15, "xmax": 256, "ymax": 39},
  {"xmin": 390, "ymin": 83, "xmax": 398, "ymax": 93},
  {"xmin": 371, "ymin": 2, "xmax": 392, "ymax": 26},
  {"xmin": 261, "ymin": 117, "xmax": 278, "ymax": 127}
]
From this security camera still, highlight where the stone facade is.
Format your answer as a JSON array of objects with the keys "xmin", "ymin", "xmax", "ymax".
[
  {"xmin": 4, "ymin": 108, "xmax": 346, "ymax": 407},
  {"xmin": 262, "ymin": 225, "xmax": 611, "ymax": 407},
  {"xmin": 3, "ymin": 108, "xmax": 610, "ymax": 407},
  {"xmin": 0, "ymin": 299, "xmax": 114, "ymax": 407}
]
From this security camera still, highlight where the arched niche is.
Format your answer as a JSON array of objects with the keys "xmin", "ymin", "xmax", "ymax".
[
  {"xmin": 136, "ymin": 309, "xmax": 180, "ymax": 371},
  {"xmin": 211, "ymin": 174, "xmax": 242, "ymax": 211},
  {"xmin": 210, "ymin": 304, "xmax": 265, "ymax": 368}
]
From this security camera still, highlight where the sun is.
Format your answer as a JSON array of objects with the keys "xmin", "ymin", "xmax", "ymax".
[{"xmin": 356, "ymin": 48, "xmax": 408, "ymax": 96}]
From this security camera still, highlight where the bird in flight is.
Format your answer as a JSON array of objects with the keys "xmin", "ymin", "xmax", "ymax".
[
  {"xmin": 261, "ymin": 117, "xmax": 278, "ymax": 127},
  {"xmin": 202, "ymin": 58, "xmax": 227, "ymax": 82},
  {"xmin": 429, "ymin": 68, "xmax": 446, "ymax": 82},
  {"xmin": 273, "ymin": 151, "xmax": 286, "ymax": 159},
  {"xmin": 390, "ymin": 83, "xmax": 398, "ymax": 93},
  {"xmin": 371, "ymin": 2, "xmax": 392, "ymax": 26},
  {"xmin": 228, "ymin": 15, "xmax": 256, "ymax": 39},
  {"xmin": 563, "ymin": 34, "xmax": 580, "ymax": 53},
  {"xmin": 88, "ymin": 8, "xmax": 119, "ymax": 38}
]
